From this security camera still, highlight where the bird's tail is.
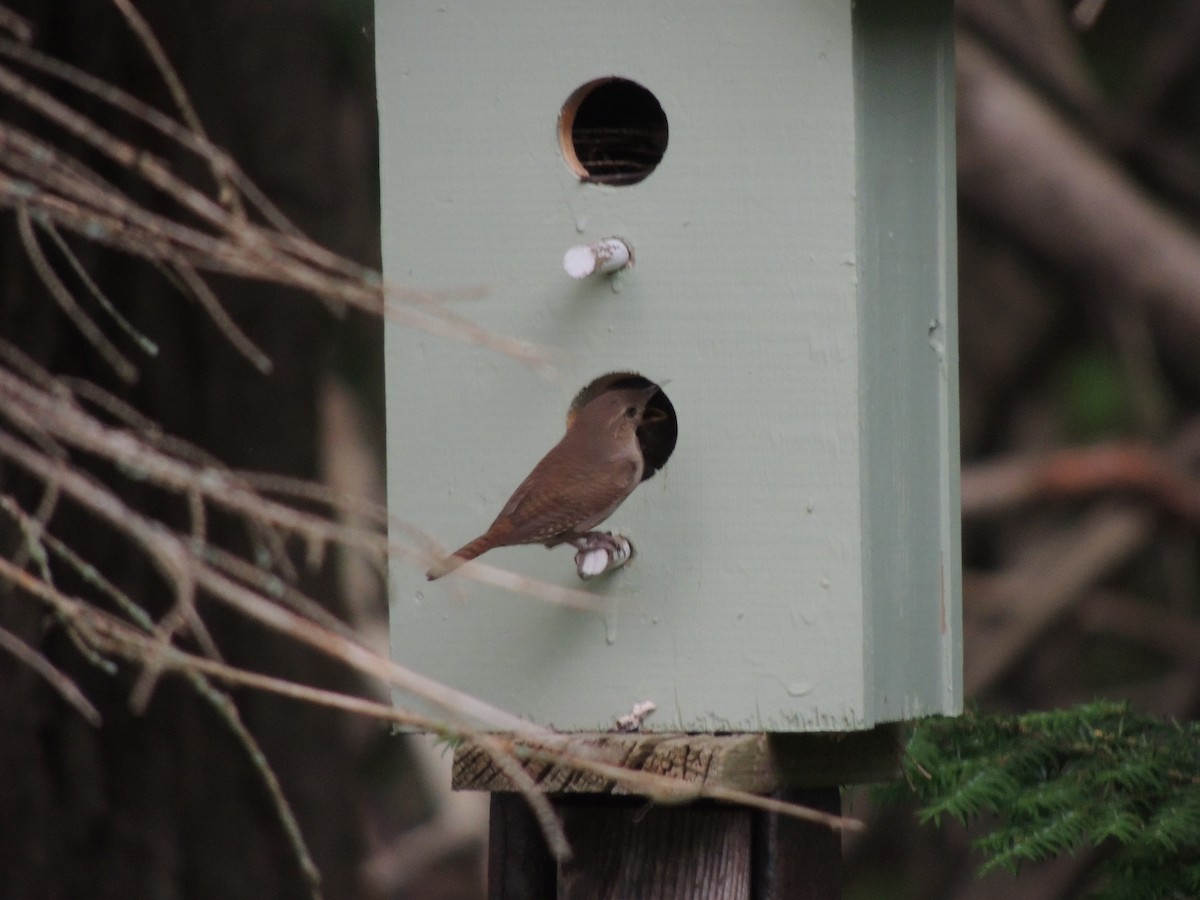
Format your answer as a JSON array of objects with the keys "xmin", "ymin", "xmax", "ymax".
[{"xmin": 425, "ymin": 533, "xmax": 495, "ymax": 581}]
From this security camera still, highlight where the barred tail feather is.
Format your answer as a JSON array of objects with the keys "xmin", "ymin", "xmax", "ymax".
[{"xmin": 425, "ymin": 533, "xmax": 496, "ymax": 581}]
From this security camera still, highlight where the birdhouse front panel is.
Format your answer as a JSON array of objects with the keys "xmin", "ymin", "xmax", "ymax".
[{"xmin": 380, "ymin": 0, "xmax": 960, "ymax": 732}]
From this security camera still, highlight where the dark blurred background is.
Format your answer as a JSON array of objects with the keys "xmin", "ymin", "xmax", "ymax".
[{"xmin": 2, "ymin": 1, "xmax": 1199, "ymax": 898}]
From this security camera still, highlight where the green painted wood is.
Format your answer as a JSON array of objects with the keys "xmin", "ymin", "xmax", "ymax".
[
  {"xmin": 378, "ymin": 0, "xmax": 959, "ymax": 732},
  {"xmin": 854, "ymin": 0, "xmax": 962, "ymax": 721}
]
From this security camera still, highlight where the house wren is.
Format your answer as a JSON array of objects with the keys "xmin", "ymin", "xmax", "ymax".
[{"xmin": 426, "ymin": 384, "xmax": 667, "ymax": 580}]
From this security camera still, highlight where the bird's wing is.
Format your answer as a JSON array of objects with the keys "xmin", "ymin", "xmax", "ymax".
[{"xmin": 498, "ymin": 457, "xmax": 640, "ymax": 545}]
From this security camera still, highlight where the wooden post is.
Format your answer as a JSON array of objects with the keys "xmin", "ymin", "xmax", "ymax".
[
  {"xmin": 456, "ymin": 729, "xmax": 898, "ymax": 899},
  {"xmin": 752, "ymin": 789, "xmax": 842, "ymax": 900}
]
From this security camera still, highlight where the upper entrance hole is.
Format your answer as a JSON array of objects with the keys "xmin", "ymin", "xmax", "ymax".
[{"xmin": 558, "ymin": 78, "xmax": 668, "ymax": 186}]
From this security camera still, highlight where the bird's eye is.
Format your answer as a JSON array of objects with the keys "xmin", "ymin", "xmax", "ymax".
[{"xmin": 625, "ymin": 406, "xmax": 638, "ymax": 418}]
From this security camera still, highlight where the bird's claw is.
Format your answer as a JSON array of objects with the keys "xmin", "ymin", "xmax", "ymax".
[{"xmin": 572, "ymin": 532, "xmax": 634, "ymax": 580}]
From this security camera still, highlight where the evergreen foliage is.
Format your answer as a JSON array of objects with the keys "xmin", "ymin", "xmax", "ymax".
[{"xmin": 888, "ymin": 701, "xmax": 1200, "ymax": 897}]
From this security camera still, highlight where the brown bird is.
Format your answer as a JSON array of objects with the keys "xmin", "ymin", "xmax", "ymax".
[{"xmin": 426, "ymin": 385, "xmax": 667, "ymax": 580}]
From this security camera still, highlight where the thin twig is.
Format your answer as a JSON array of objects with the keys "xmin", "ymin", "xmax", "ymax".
[
  {"xmin": 189, "ymin": 677, "xmax": 322, "ymax": 899},
  {"xmin": 41, "ymin": 218, "xmax": 159, "ymax": 356},
  {"xmin": 16, "ymin": 203, "xmax": 138, "ymax": 382},
  {"xmin": 0, "ymin": 624, "xmax": 102, "ymax": 726},
  {"xmin": 109, "ymin": 0, "xmax": 244, "ymax": 219},
  {"xmin": 0, "ymin": 6, "xmax": 32, "ymax": 42}
]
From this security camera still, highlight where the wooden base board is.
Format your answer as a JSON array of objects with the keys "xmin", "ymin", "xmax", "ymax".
[{"xmin": 454, "ymin": 726, "xmax": 902, "ymax": 795}]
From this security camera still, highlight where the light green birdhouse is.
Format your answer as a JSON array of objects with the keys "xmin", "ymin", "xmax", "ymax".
[{"xmin": 379, "ymin": 0, "xmax": 961, "ymax": 733}]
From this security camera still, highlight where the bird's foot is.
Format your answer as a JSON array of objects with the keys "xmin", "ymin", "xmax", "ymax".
[{"xmin": 571, "ymin": 532, "xmax": 635, "ymax": 580}]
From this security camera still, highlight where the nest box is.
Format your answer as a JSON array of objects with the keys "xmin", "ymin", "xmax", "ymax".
[{"xmin": 379, "ymin": 0, "xmax": 961, "ymax": 733}]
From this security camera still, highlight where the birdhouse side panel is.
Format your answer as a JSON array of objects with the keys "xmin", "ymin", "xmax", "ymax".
[{"xmin": 854, "ymin": 0, "xmax": 962, "ymax": 722}]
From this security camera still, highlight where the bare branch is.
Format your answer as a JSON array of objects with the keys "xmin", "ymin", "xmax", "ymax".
[
  {"xmin": 109, "ymin": 0, "xmax": 244, "ymax": 219},
  {"xmin": 957, "ymin": 34, "xmax": 1200, "ymax": 369},
  {"xmin": 0, "ymin": 625, "xmax": 101, "ymax": 726},
  {"xmin": 16, "ymin": 203, "xmax": 138, "ymax": 382}
]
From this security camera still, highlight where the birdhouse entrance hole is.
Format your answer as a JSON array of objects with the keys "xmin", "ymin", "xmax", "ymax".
[
  {"xmin": 571, "ymin": 372, "xmax": 677, "ymax": 479},
  {"xmin": 558, "ymin": 78, "xmax": 668, "ymax": 186}
]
